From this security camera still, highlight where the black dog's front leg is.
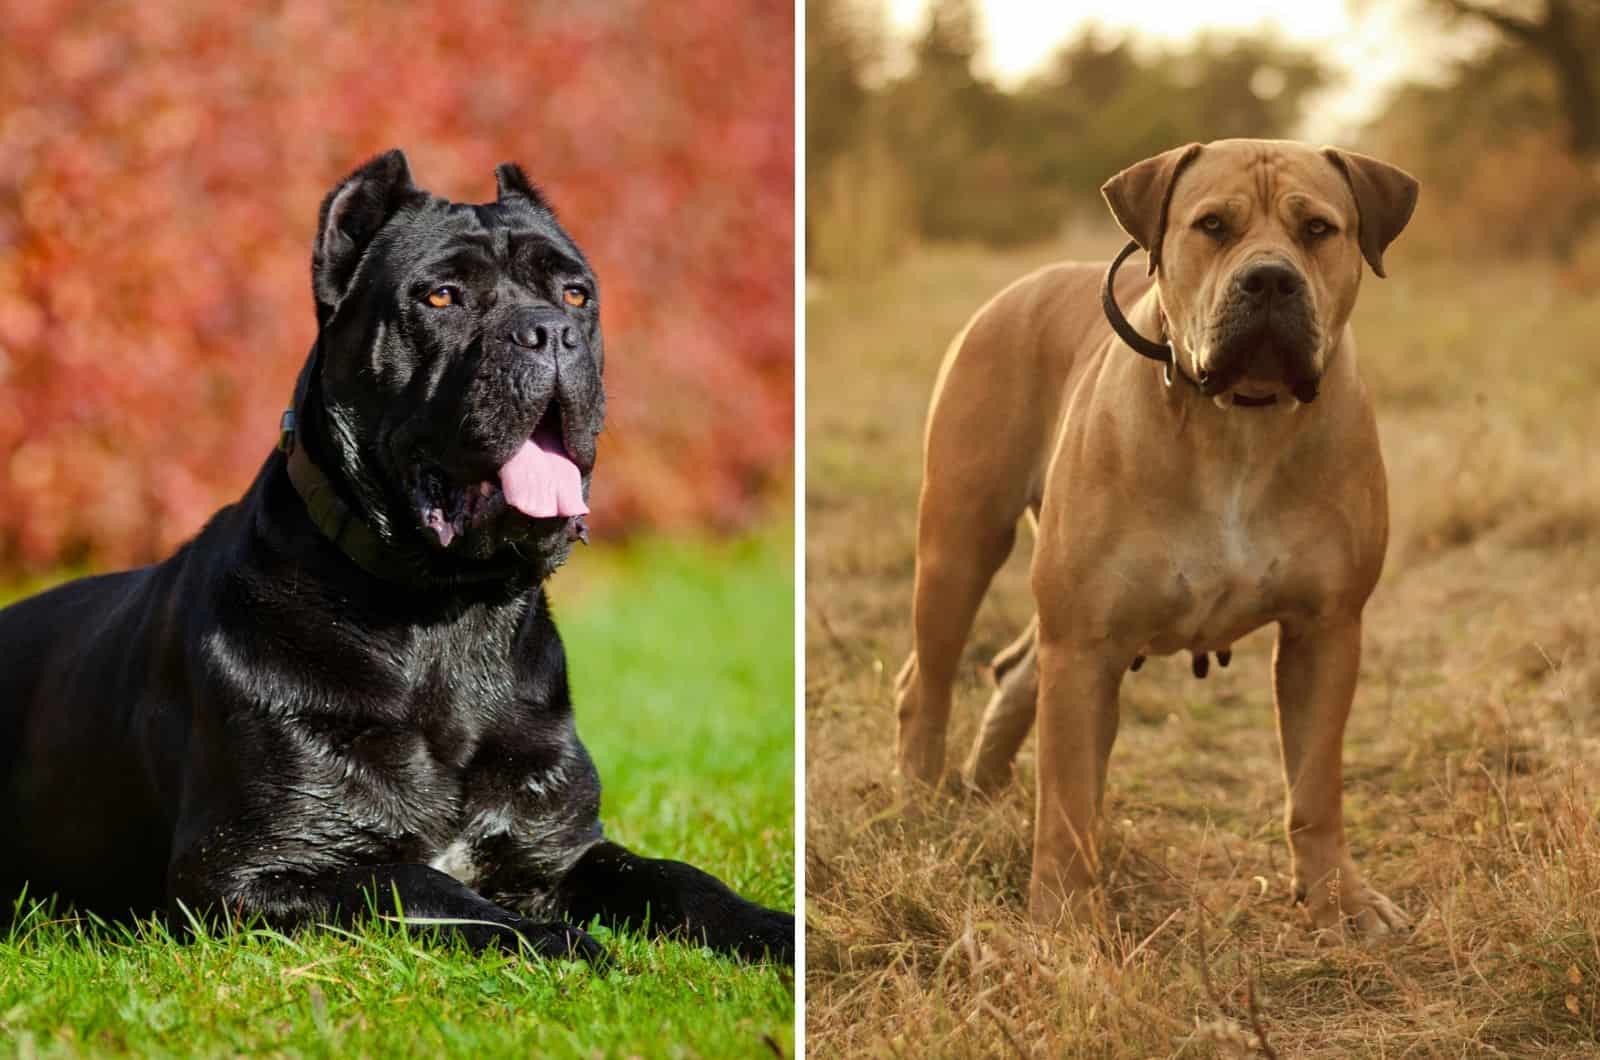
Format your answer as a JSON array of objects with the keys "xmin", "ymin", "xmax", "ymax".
[
  {"xmin": 330, "ymin": 863, "xmax": 604, "ymax": 961},
  {"xmin": 173, "ymin": 862, "xmax": 602, "ymax": 962},
  {"xmin": 558, "ymin": 841, "xmax": 794, "ymax": 963}
]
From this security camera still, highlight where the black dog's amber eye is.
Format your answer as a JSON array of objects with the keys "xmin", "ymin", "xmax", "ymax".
[
  {"xmin": 426, "ymin": 285, "xmax": 461, "ymax": 308},
  {"xmin": 563, "ymin": 286, "xmax": 589, "ymax": 309}
]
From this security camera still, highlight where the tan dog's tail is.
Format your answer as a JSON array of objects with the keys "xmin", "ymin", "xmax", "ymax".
[{"xmin": 989, "ymin": 614, "xmax": 1037, "ymax": 686}]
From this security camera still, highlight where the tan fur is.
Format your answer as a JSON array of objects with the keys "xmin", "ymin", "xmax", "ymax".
[{"xmin": 894, "ymin": 139, "xmax": 1418, "ymax": 936}]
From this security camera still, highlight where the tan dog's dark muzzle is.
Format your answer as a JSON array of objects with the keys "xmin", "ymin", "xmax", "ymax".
[{"xmin": 1203, "ymin": 261, "xmax": 1322, "ymax": 402}]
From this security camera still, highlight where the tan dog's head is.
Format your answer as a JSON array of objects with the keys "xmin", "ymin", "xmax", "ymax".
[{"xmin": 1102, "ymin": 139, "xmax": 1417, "ymax": 404}]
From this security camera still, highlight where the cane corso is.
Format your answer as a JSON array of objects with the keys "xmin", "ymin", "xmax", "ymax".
[{"xmin": 0, "ymin": 149, "xmax": 793, "ymax": 964}]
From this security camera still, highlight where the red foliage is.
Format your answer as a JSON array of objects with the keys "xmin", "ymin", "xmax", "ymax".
[{"xmin": 0, "ymin": 0, "xmax": 794, "ymax": 575}]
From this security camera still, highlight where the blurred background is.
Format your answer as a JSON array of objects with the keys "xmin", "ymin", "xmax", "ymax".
[
  {"xmin": 808, "ymin": 0, "xmax": 1600, "ymax": 274},
  {"xmin": 0, "ymin": 0, "xmax": 794, "ymax": 578},
  {"xmin": 806, "ymin": 3, "xmax": 1600, "ymax": 1055}
]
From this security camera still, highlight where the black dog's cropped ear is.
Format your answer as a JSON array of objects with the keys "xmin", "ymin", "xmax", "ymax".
[
  {"xmin": 313, "ymin": 149, "xmax": 419, "ymax": 314},
  {"xmin": 494, "ymin": 162, "xmax": 551, "ymax": 211},
  {"xmin": 1101, "ymin": 143, "xmax": 1203, "ymax": 276},
  {"xmin": 1321, "ymin": 147, "xmax": 1419, "ymax": 279}
]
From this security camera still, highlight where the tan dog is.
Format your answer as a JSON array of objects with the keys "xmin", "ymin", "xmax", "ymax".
[{"xmin": 894, "ymin": 139, "xmax": 1418, "ymax": 934}]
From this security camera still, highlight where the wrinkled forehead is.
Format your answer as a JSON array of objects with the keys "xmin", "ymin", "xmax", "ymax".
[
  {"xmin": 1170, "ymin": 140, "xmax": 1353, "ymax": 222},
  {"xmin": 379, "ymin": 196, "xmax": 592, "ymax": 277}
]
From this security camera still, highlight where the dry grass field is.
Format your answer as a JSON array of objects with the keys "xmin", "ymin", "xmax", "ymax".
[{"xmin": 805, "ymin": 235, "xmax": 1600, "ymax": 1057}]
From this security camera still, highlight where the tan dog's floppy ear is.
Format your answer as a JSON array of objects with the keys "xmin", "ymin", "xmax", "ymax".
[
  {"xmin": 1321, "ymin": 147, "xmax": 1419, "ymax": 279},
  {"xmin": 1101, "ymin": 143, "xmax": 1203, "ymax": 275}
]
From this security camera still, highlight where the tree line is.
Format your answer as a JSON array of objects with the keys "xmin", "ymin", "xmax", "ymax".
[{"xmin": 808, "ymin": 0, "xmax": 1600, "ymax": 274}]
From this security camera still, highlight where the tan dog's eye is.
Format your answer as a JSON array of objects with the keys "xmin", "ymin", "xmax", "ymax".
[
  {"xmin": 1305, "ymin": 218, "xmax": 1333, "ymax": 238},
  {"xmin": 1198, "ymin": 214, "xmax": 1226, "ymax": 236},
  {"xmin": 563, "ymin": 286, "xmax": 589, "ymax": 309},
  {"xmin": 425, "ymin": 285, "xmax": 461, "ymax": 308}
]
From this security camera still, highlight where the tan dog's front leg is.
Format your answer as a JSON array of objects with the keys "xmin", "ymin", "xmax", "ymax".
[
  {"xmin": 1028, "ymin": 634, "xmax": 1122, "ymax": 927},
  {"xmin": 1273, "ymin": 618, "xmax": 1408, "ymax": 936}
]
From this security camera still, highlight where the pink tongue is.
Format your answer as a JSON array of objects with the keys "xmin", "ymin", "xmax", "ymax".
[{"xmin": 498, "ymin": 429, "xmax": 588, "ymax": 518}]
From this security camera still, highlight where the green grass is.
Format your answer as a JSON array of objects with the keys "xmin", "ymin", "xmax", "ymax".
[{"xmin": 0, "ymin": 526, "xmax": 795, "ymax": 1059}]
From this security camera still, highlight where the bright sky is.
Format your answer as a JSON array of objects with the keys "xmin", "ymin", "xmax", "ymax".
[{"xmin": 883, "ymin": 0, "xmax": 1484, "ymax": 140}]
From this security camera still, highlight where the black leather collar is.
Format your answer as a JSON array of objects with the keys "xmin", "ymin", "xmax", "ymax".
[
  {"xmin": 276, "ymin": 335, "xmax": 434, "ymax": 587},
  {"xmin": 279, "ymin": 411, "xmax": 416, "ymax": 584},
  {"xmin": 1101, "ymin": 240, "xmax": 1278, "ymax": 408}
]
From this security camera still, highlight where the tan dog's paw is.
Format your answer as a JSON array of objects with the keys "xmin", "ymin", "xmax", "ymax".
[
  {"xmin": 1296, "ymin": 865, "xmax": 1411, "ymax": 939},
  {"xmin": 1028, "ymin": 874, "xmax": 1104, "ymax": 934},
  {"xmin": 893, "ymin": 747, "xmax": 946, "ymax": 791},
  {"xmin": 893, "ymin": 717, "xmax": 947, "ymax": 789},
  {"xmin": 1029, "ymin": 892, "xmax": 1096, "ymax": 933},
  {"xmin": 958, "ymin": 756, "xmax": 1015, "ymax": 799}
]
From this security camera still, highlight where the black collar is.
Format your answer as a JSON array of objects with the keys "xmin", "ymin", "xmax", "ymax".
[
  {"xmin": 277, "ymin": 334, "xmax": 431, "ymax": 587},
  {"xmin": 278, "ymin": 411, "xmax": 423, "ymax": 584},
  {"xmin": 1100, "ymin": 240, "xmax": 1278, "ymax": 408}
]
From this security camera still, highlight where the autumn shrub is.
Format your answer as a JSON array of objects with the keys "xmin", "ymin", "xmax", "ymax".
[
  {"xmin": 0, "ymin": 0, "xmax": 793, "ymax": 576},
  {"xmin": 1429, "ymin": 130, "xmax": 1599, "ymax": 258}
]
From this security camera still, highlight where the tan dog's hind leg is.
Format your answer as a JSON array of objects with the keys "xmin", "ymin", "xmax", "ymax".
[
  {"xmin": 894, "ymin": 503, "xmax": 1016, "ymax": 786},
  {"xmin": 895, "ymin": 312, "xmax": 1043, "ymax": 788},
  {"xmin": 1028, "ymin": 631, "xmax": 1123, "ymax": 927},
  {"xmin": 1273, "ymin": 618, "xmax": 1409, "ymax": 936},
  {"xmin": 962, "ymin": 614, "xmax": 1038, "ymax": 794}
]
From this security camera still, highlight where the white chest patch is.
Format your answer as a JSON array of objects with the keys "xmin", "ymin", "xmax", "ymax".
[{"xmin": 427, "ymin": 839, "xmax": 481, "ymax": 887}]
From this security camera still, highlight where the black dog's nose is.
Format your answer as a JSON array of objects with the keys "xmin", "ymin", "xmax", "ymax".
[
  {"xmin": 1236, "ymin": 261, "xmax": 1303, "ymax": 302},
  {"xmin": 509, "ymin": 311, "xmax": 578, "ymax": 352}
]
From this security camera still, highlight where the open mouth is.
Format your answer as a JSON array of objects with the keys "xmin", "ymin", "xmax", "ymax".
[
  {"xmin": 415, "ymin": 402, "xmax": 588, "ymax": 550},
  {"xmin": 498, "ymin": 402, "xmax": 588, "ymax": 522}
]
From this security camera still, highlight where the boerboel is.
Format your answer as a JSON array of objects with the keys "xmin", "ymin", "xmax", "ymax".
[{"xmin": 894, "ymin": 139, "xmax": 1418, "ymax": 935}]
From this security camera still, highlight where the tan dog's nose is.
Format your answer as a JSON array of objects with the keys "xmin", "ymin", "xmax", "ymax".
[{"xmin": 1235, "ymin": 261, "xmax": 1304, "ymax": 305}]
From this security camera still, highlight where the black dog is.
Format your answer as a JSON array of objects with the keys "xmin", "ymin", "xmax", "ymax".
[{"xmin": 0, "ymin": 150, "xmax": 793, "ymax": 964}]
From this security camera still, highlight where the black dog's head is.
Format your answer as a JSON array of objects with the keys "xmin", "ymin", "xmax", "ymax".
[{"xmin": 299, "ymin": 149, "xmax": 604, "ymax": 581}]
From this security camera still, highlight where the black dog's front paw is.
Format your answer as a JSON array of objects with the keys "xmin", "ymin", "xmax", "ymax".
[
  {"xmin": 559, "ymin": 841, "xmax": 794, "ymax": 965},
  {"xmin": 718, "ymin": 905, "xmax": 794, "ymax": 965},
  {"xmin": 515, "ymin": 920, "xmax": 606, "ymax": 964}
]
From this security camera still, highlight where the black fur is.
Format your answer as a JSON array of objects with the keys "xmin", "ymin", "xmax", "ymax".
[{"xmin": 0, "ymin": 149, "xmax": 793, "ymax": 966}]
